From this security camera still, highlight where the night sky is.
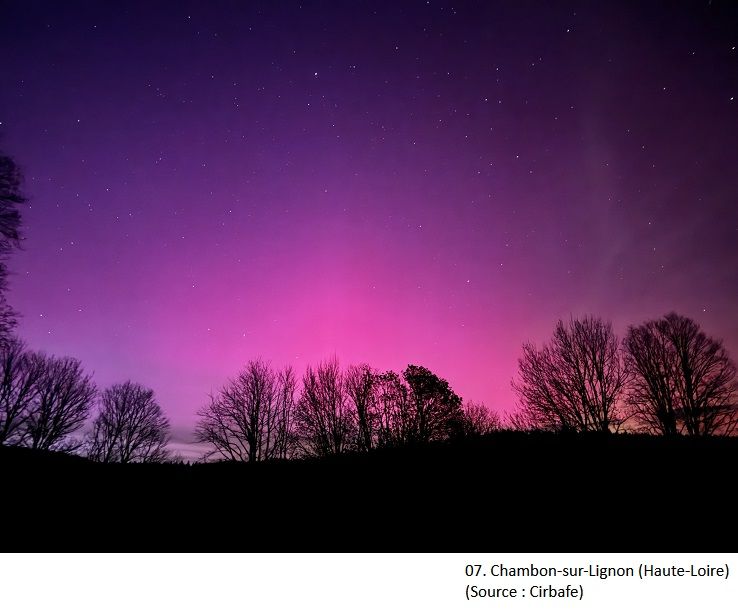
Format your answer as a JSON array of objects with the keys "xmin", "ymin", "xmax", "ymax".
[{"xmin": 1, "ymin": 1, "xmax": 737, "ymax": 447}]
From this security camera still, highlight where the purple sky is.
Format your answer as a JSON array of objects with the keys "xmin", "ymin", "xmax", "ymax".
[{"xmin": 1, "ymin": 1, "xmax": 737, "ymax": 445}]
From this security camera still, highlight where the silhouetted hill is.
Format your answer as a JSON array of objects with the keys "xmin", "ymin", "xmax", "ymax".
[
  {"xmin": 3, "ymin": 432, "xmax": 737, "ymax": 551},
  {"xmin": 0, "ymin": 444, "xmax": 92, "ymax": 466}
]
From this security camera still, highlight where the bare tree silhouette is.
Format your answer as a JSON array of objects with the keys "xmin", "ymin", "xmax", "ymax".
[
  {"xmin": 87, "ymin": 381, "xmax": 170, "ymax": 463},
  {"xmin": 374, "ymin": 370, "xmax": 412, "ymax": 448},
  {"xmin": 0, "ymin": 337, "xmax": 43, "ymax": 445},
  {"xmin": 371, "ymin": 366, "xmax": 464, "ymax": 446},
  {"xmin": 505, "ymin": 409, "xmax": 537, "ymax": 432},
  {"xmin": 345, "ymin": 363, "xmax": 376, "ymax": 452},
  {"xmin": 0, "ymin": 293, "xmax": 15, "ymax": 345},
  {"xmin": 23, "ymin": 355, "xmax": 96, "ymax": 451},
  {"xmin": 512, "ymin": 317, "xmax": 628, "ymax": 433},
  {"xmin": 625, "ymin": 313, "xmax": 738, "ymax": 436},
  {"xmin": 195, "ymin": 360, "xmax": 296, "ymax": 461},
  {"xmin": 0, "ymin": 152, "xmax": 27, "ymax": 343},
  {"xmin": 273, "ymin": 365, "xmax": 298, "ymax": 459},
  {"xmin": 0, "ymin": 154, "xmax": 24, "ymax": 252},
  {"xmin": 294, "ymin": 357, "xmax": 355, "ymax": 457},
  {"xmin": 459, "ymin": 401, "xmax": 501, "ymax": 436},
  {"xmin": 403, "ymin": 364, "xmax": 463, "ymax": 443}
]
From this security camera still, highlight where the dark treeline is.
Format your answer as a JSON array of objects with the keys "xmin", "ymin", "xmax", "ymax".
[
  {"xmin": 192, "ymin": 310, "xmax": 738, "ymax": 463},
  {"xmin": 0, "ymin": 336, "xmax": 170, "ymax": 461},
  {"xmin": 2, "ymin": 311, "xmax": 735, "ymax": 464},
  {"xmin": 514, "ymin": 314, "xmax": 738, "ymax": 437},
  {"xmin": 195, "ymin": 357, "xmax": 498, "ymax": 462},
  {"xmin": 1, "ymin": 149, "xmax": 737, "ymax": 467}
]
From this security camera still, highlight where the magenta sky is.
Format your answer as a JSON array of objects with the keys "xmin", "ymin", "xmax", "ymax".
[{"xmin": 1, "ymin": 1, "xmax": 737, "ymax": 445}]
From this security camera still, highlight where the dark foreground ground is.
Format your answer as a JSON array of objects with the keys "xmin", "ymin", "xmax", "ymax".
[{"xmin": 3, "ymin": 432, "xmax": 736, "ymax": 551}]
